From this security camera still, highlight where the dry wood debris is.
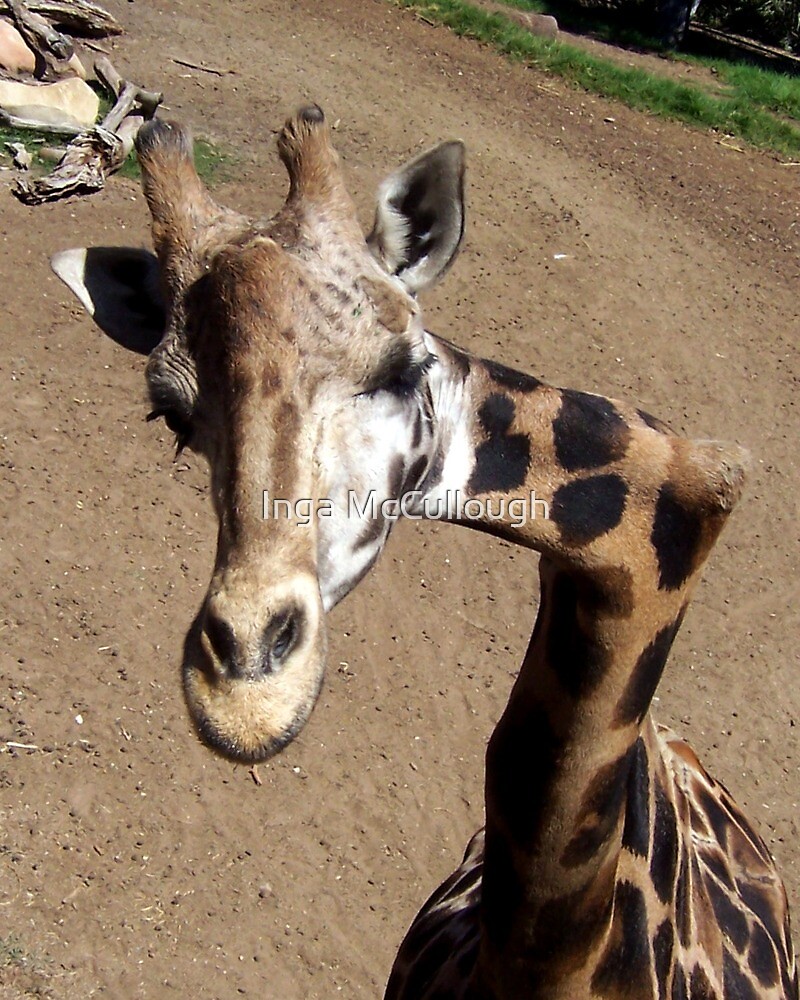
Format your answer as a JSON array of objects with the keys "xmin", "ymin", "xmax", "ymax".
[
  {"xmin": 0, "ymin": 0, "xmax": 162, "ymax": 203},
  {"xmin": 26, "ymin": 0, "xmax": 121, "ymax": 37}
]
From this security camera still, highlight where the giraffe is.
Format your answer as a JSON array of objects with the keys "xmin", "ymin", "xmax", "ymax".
[{"xmin": 52, "ymin": 107, "xmax": 797, "ymax": 1000}]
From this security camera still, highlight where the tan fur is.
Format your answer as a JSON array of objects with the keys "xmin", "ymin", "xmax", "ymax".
[{"xmin": 109, "ymin": 109, "xmax": 797, "ymax": 998}]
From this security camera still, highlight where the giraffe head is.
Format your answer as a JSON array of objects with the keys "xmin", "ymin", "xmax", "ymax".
[{"xmin": 52, "ymin": 107, "xmax": 466, "ymax": 762}]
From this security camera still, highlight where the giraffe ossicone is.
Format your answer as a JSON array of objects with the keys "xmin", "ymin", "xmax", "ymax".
[{"xmin": 52, "ymin": 106, "xmax": 797, "ymax": 1000}]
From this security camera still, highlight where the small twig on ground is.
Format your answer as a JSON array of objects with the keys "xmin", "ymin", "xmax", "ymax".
[
  {"xmin": 171, "ymin": 56, "xmax": 233, "ymax": 76},
  {"xmin": 82, "ymin": 38, "xmax": 111, "ymax": 54}
]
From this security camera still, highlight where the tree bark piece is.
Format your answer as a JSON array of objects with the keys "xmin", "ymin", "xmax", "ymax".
[
  {"xmin": 3, "ymin": 0, "xmax": 75, "ymax": 77},
  {"xmin": 14, "ymin": 65, "xmax": 162, "ymax": 204},
  {"xmin": 94, "ymin": 55, "xmax": 160, "ymax": 115},
  {"xmin": 26, "ymin": 0, "xmax": 122, "ymax": 37},
  {"xmin": 15, "ymin": 123, "xmax": 125, "ymax": 201}
]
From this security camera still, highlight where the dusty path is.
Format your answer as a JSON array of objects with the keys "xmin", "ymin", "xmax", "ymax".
[{"xmin": 1, "ymin": 1, "xmax": 798, "ymax": 996}]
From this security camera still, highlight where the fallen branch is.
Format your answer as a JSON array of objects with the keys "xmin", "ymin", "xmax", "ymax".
[
  {"xmin": 0, "ymin": 103, "xmax": 83, "ymax": 136},
  {"xmin": 27, "ymin": 0, "xmax": 122, "ymax": 37},
  {"xmin": 3, "ymin": 0, "xmax": 75, "ymax": 78},
  {"xmin": 15, "ymin": 65, "xmax": 162, "ymax": 204},
  {"xmin": 94, "ymin": 55, "xmax": 160, "ymax": 115}
]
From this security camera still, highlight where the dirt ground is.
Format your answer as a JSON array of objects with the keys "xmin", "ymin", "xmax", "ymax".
[{"xmin": 1, "ymin": 0, "xmax": 798, "ymax": 996}]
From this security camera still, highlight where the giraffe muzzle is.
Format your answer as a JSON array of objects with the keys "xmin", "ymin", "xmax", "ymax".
[{"xmin": 181, "ymin": 580, "xmax": 326, "ymax": 762}]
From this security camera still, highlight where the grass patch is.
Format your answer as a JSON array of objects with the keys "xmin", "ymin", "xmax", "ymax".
[
  {"xmin": 1, "ymin": 124, "xmax": 235, "ymax": 187},
  {"xmin": 0, "ymin": 124, "xmax": 56, "ymax": 173},
  {"xmin": 0, "ymin": 934, "xmax": 55, "ymax": 998},
  {"xmin": 0, "ymin": 934, "xmax": 30, "ymax": 967},
  {"xmin": 395, "ymin": 0, "xmax": 800, "ymax": 154},
  {"xmin": 689, "ymin": 56, "xmax": 800, "ymax": 121},
  {"xmin": 116, "ymin": 135, "xmax": 235, "ymax": 185},
  {"xmin": 501, "ymin": 0, "xmax": 800, "ymax": 123}
]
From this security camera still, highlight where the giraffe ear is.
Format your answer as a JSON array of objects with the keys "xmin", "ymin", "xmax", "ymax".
[
  {"xmin": 367, "ymin": 140, "xmax": 465, "ymax": 295},
  {"xmin": 51, "ymin": 247, "xmax": 166, "ymax": 355}
]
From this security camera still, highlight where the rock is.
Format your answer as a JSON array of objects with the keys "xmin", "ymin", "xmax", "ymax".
[
  {"xmin": 0, "ymin": 77, "xmax": 99, "ymax": 127},
  {"xmin": 5, "ymin": 141, "xmax": 33, "ymax": 169},
  {"xmin": 0, "ymin": 18, "xmax": 36, "ymax": 74},
  {"xmin": 508, "ymin": 10, "xmax": 558, "ymax": 39},
  {"xmin": 0, "ymin": 15, "xmax": 85, "ymax": 78},
  {"xmin": 484, "ymin": 5, "xmax": 558, "ymax": 39},
  {"xmin": 40, "ymin": 144, "xmax": 67, "ymax": 162},
  {"xmin": 67, "ymin": 50, "xmax": 88, "ymax": 80},
  {"xmin": 529, "ymin": 13, "xmax": 558, "ymax": 39}
]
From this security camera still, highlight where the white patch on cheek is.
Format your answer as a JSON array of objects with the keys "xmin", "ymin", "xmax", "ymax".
[
  {"xmin": 314, "ymin": 392, "xmax": 422, "ymax": 609},
  {"xmin": 423, "ymin": 357, "xmax": 474, "ymax": 505},
  {"xmin": 430, "ymin": 418, "xmax": 473, "ymax": 501}
]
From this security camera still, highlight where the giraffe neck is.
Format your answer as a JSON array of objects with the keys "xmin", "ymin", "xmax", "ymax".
[
  {"xmin": 409, "ymin": 335, "xmax": 748, "ymax": 994},
  {"xmin": 422, "ymin": 334, "xmax": 680, "ymax": 562},
  {"xmin": 478, "ymin": 558, "xmax": 688, "ymax": 994}
]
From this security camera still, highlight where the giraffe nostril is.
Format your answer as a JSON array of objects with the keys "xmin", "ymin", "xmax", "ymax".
[
  {"xmin": 203, "ymin": 609, "xmax": 240, "ymax": 673},
  {"xmin": 200, "ymin": 602, "xmax": 305, "ymax": 679},
  {"xmin": 261, "ymin": 607, "xmax": 303, "ymax": 674}
]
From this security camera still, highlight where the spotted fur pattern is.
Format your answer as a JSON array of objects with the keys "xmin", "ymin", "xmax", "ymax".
[
  {"xmin": 52, "ymin": 108, "xmax": 798, "ymax": 1000},
  {"xmin": 382, "ymin": 337, "xmax": 797, "ymax": 999},
  {"xmin": 387, "ymin": 724, "xmax": 797, "ymax": 999}
]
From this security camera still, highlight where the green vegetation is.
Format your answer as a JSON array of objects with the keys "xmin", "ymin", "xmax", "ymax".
[
  {"xmin": 0, "ymin": 124, "xmax": 54, "ymax": 172},
  {"xmin": 497, "ymin": 0, "xmax": 669, "ymax": 49},
  {"xmin": 507, "ymin": 0, "xmax": 800, "ymax": 54},
  {"xmin": 0, "ymin": 125, "xmax": 234, "ymax": 187},
  {"xmin": 0, "ymin": 934, "xmax": 30, "ymax": 967},
  {"xmin": 700, "ymin": 0, "xmax": 800, "ymax": 54},
  {"xmin": 394, "ymin": 0, "xmax": 800, "ymax": 154},
  {"xmin": 488, "ymin": 0, "xmax": 800, "ymax": 124},
  {"xmin": 0, "ymin": 934, "xmax": 54, "ymax": 998},
  {"xmin": 692, "ymin": 55, "xmax": 800, "ymax": 118},
  {"xmin": 116, "ymin": 135, "xmax": 235, "ymax": 185}
]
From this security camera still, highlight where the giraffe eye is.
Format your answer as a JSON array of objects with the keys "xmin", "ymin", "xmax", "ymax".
[{"xmin": 362, "ymin": 351, "xmax": 435, "ymax": 397}]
